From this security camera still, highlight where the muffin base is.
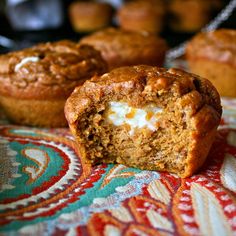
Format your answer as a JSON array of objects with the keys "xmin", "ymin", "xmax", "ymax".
[
  {"xmin": 0, "ymin": 96, "xmax": 67, "ymax": 127},
  {"xmin": 188, "ymin": 59, "xmax": 236, "ymax": 97}
]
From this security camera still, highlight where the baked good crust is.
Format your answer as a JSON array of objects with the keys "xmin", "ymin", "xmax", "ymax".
[
  {"xmin": 65, "ymin": 65, "xmax": 222, "ymax": 177},
  {"xmin": 80, "ymin": 28, "xmax": 168, "ymax": 70}
]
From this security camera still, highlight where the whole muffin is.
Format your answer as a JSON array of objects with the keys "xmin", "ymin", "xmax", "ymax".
[
  {"xmin": 68, "ymin": 1, "xmax": 113, "ymax": 33},
  {"xmin": 168, "ymin": 0, "xmax": 215, "ymax": 32},
  {"xmin": 0, "ymin": 40, "xmax": 107, "ymax": 127},
  {"xmin": 117, "ymin": 0, "xmax": 166, "ymax": 33},
  {"xmin": 79, "ymin": 28, "xmax": 168, "ymax": 70},
  {"xmin": 65, "ymin": 65, "xmax": 222, "ymax": 177},
  {"xmin": 186, "ymin": 29, "xmax": 236, "ymax": 97}
]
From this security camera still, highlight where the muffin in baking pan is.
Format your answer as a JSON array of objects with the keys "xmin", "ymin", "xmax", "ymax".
[
  {"xmin": 0, "ymin": 40, "xmax": 108, "ymax": 127},
  {"xmin": 80, "ymin": 28, "xmax": 168, "ymax": 70},
  {"xmin": 186, "ymin": 29, "xmax": 236, "ymax": 97},
  {"xmin": 65, "ymin": 65, "xmax": 222, "ymax": 177}
]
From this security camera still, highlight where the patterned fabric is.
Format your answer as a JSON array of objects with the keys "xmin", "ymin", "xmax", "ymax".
[{"xmin": 0, "ymin": 98, "xmax": 236, "ymax": 236}]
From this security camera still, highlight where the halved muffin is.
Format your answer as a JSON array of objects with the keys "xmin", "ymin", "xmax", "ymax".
[{"xmin": 65, "ymin": 65, "xmax": 222, "ymax": 177}]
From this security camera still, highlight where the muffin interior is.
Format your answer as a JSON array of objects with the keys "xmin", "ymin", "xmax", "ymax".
[{"xmin": 75, "ymin": 97, "xmax": 192, "ymax": 175}]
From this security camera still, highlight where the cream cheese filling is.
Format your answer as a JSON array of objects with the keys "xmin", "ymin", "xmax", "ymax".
[
  {"xmin": 15, "ymin": 56, "xmax": 40, "ymax": 72},
  {"xmin": 107, "ymin": 101, "xmax": 162, "ymax": 135}
]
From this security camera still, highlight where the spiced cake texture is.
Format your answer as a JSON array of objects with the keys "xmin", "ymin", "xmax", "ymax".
[
  {"xmin": 186, "ymin": 29, "xmax": 236, "ymax": 97},
  {"xmin": 65, "ymin": 65, "xmax": 222, "ymax": 177},
  {"xmin": 0, "ymin": 40, "xmax": 107, "ymax": 127},
  {"xmin": 80, "ymin": 28, "xmax": 168, "ymax": 70}
]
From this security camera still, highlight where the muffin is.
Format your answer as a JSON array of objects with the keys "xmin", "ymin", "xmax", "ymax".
[
  {"xmin": 65, "ymin": 65, "xmax": 222, "ymax": 177},
  {"xmin": 80, "ymin": 28, "xmax": 168, "ymax": 70},
  {"xmin": 186, "ymin": 29, "xmax": 236, "ymax": 97},
  {"xmin": 68, "ymin": 1, "xmax": 113, "ymax": 33},
  {"xmin": 117, "ymin": 0, "xmax": 166, "ymax": 33},
  {"xmin": 168, "ymin": 0, "xmax": 215, "ymax": 32},
  {"xmin": 0, "ymin": 40, "xmax": 107, "ymax": 127}
]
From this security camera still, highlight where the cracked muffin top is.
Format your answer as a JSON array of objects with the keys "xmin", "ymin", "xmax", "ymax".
[
  {"xmin": 0, "ymin": 40, "xmax": 108, "ymax": 100},
  {"xmin": 65, "ymin": 65, "xmax": 222, "ymax": 125}
]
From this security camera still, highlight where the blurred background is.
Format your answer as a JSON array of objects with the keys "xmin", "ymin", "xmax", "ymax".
[{"xmin": 0, "ymin": 0, "xmax": 235, "ymax": 54}]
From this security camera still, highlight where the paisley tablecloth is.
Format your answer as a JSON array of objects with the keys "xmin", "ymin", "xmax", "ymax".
[{"xmin": 1, "ymin": 98, "xmax": 236, "ymax": 236}]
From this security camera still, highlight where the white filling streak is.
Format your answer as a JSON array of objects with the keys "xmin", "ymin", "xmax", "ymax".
[
  {"xmin": 15, "ymin": 56, "xmax": 40, "ymax": 72},
  {"xmin": 108, "ymin": 101, "xmax": 162, "ymax": 135}
]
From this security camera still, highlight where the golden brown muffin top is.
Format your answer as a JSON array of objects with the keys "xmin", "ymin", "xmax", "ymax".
[
  {"xmin": 80, "ymin": 28, "xmax": 168, "ymax": 69},
  {"xmin": 65, "ymin": 65, "xmax": 222, "ymax": 125},
  {"xmin": 186, "ymin": 29, "xmax": 236, "ymax": 67},
  {"xmin": 0, "ymin": 40, "xmax": 108, "ymax": 99}
]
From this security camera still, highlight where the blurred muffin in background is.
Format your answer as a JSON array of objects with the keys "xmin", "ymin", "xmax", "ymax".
[
  {"xmin": 168, "ymin": 0, "xmax": 222, "ymax": 33},
  {"xmin": 79, "ymin": 27, "xmax": 168, "ymax": 70},
  {"xmin": 186, "ymin": 29, "xmax": 236, "ymax": 97},
  {"xmin": 68, "ymin": 1, "xmax": 113, "ymax": 33},
  {"xmin": 117, "ymin": 0, "xmax": 166, "ymax": 34}
]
